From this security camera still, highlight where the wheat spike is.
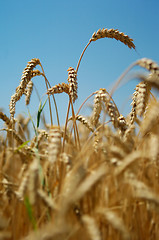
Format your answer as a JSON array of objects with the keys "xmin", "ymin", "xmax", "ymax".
[
  {"xmin": 133, "ymin": 81, "xmax": 151, "ymax": 117},
  {"xmin": 70, "ymin": 115, "xmax": 94, "ymax": 132},
  {"xmin": 9, "ymin": 58, "xmax": 40, "ymax": 119},
  {"xmin": 15, "ymin": 170, "xmax": 30, "ymax": 200},
  {"xmin": 25, "ymin": 80, "xmax": 33, "ymax": 105},
  {"xmin": 67, "ymin": 67, "xmax": 78, "ymax": 103},
  {"xmin": 47, "ymin": 82, "xmax": 69, "ymax": 95},
  {"xmin": 129, "ymin": 92, "xmax": 137, "ymax": 125},
  {"xmin": 90, "ymin": 28, "xmax": 135, "ymax": 49},
  {"xmin": 91, "ymin": 88, "xmax": 106, "ymax": 127},
  {"xmin": 137, "ymin": 73, "xmax": 159, "ymax": 91},
  {"xmin": 141, "ymin": 100, "xmax": 159, "ymax": 135},
  {"xmin": 136, "ymin": 58, "xmax": 159, "ymax": 76},
  {"xmin": 28, "ymin": 158, "xmax": 39, "ymax": 205},
  {"xmin": 2, "ymin": 128, "xmax": 24, "ymax": 145},
  {"xmin": 48, "ymin": 126, "xmax": 61, "ymax": 163},
  {"xmin": 0, "ymin": 112, "xmax": 11, "ymax": 126},
  {"xmin": 117, "ymin": 114, "xmax": 128, "ymax": 132},
  {"xmin": 24, "ymin": 69, "xmax": 42, "ymax": 105}
]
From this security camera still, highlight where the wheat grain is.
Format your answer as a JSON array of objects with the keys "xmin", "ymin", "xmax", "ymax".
[
  {"xmin": 47, "ymin": 82, "xmax": 69, "ymax": 95},
  {"xmin": 67, "ymin": 67, "xmax": 78, "ymax": 103},
  {"xmin": 117, "ymin": 114, "xmax": 128, "ymax": 132},
  {"xmin": 90, "ymin": 28, "xmax": 135, "ymax": 49}
]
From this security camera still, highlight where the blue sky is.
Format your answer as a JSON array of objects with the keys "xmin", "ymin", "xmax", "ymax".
[{"xmin": 0, "ymin": 0, "xmax": 159, "ymax": 128}]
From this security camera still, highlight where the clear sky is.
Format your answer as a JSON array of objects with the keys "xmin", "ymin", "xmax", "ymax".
[{"xmin": 0, "ymin": 0, "xmax": 159, "ymax": 128}]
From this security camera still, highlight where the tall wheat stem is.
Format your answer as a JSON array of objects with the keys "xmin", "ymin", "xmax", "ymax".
[
  {"xmin": 76, "ymin": 41, "xmax": 91, "ymax": 73},
  {"xmin": 62, "ymin": 100, "xmax": 71, "ymax": 151},
  {"xmin": 39, "ymin": 63, "xmax": 53, "ymax": 125},
  {"xmin": 70, "ymin": 99, "xmax": 81, "ymax": 149},
  {"xmin": 40, "ymin": 64, "xmax": 61, "ymax": 126}
]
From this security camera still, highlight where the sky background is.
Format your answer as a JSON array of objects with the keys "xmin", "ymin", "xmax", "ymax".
[{"xmin": 0, "ymin": 0, "xmax": 159, "ymax": 129}]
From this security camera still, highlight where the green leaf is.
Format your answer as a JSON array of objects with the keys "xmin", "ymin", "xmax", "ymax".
[
  {"xmin": 37, "ymin": 97, "xmax": 48, "ymax": 128},
  {"xmin": 24, "ymin": 196, "xmax": 37, "ymax": 230},
  {"xmin": 15, "ymin": 140, "xmax": 31, "ymax": 151}
]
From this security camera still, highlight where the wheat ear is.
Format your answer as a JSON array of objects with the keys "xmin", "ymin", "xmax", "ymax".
[
  {"xmin": 10, "ymin": 58, "xmax": 40, "ymax": 119},
  {"xmin": 67, "ymin": 67, "xmax": 78, "ymax": 103},
  {"xmin": 90, "ymin": 28, "xmax": 135, "ymax": 49},
  {"xmin": 111, "ymin": 58, "xmax": 159, "ymax": 97},
  {"xmin": 136, "ymin": 58, "xmax": 159, "ymax": 76},
  {"xmin": 2, "ymin": 128, "xmax": 24, "ymax": 145},
  {"xmin": 91, "ymin": 89, "xmax": 105, "ymax": 127},
  {"xmin": 47, "ymin": 83, "xmax": 69, "ymax": 95},
  {"xmin": 0, "ymin": 112, "xmax": 11, "ymax": 126},
  {"xmin": 76, "ymin": 28, "xmax": 135, "ymax": 73},
  {"xmin": 25, "ymin": 69, "xmax": 42, "ymax": 105},
  {"xmin": 28, "ymin": 158, "xmax": 39, "ymax": 205},
  {"xmin": 48, "ymin": 126, "xmax": 61, "ymax": 163},
  {"xmin": 132, "ymin": 81, "xmax": 151, "ymax": 117},
  {"xmin": 69, "ymin": 115, "xmax": 94, "ymax": 132}
]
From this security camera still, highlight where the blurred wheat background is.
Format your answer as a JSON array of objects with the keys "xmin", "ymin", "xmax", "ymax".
[{"xmin": 0, "ymin": 1, "xmax": 159, "ymax": 240}]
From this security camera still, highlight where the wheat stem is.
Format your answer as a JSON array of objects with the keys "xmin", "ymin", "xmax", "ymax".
[{"xmin": 76, "ymin": 41, "xmax": 91, "ymax": 73}]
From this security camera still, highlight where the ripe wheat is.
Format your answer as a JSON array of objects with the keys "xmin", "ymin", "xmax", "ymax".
[{"xmin": 90, "ymin": 28, "xmax": 135, "ymax": 49}]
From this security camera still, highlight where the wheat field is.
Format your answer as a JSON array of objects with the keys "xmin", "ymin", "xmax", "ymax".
[{"xmin": 0, "ymin": 28, "xmax": 159, "ymax": 240}]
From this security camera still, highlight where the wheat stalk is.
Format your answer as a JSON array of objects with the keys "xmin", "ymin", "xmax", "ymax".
[
  {"xmin": 37, "ymin": 189, "xmax": 58, "ymax": 210},
  {"xmin": 76, "ymin": 28, "xmax": 135, "ymax": 73}
]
